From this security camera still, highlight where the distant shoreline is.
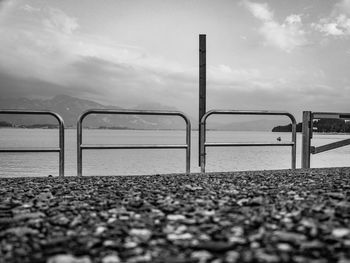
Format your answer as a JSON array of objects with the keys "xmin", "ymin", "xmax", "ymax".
[{"xmin": 1, "ymin": 126, "xmax": 350, "ymax": 134}]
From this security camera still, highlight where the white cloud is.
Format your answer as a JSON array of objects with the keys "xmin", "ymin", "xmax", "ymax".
[
  {"xmin": 335, "ymin": 0, "xmax": 350, "ymax": 15},
  {"xmin": 241, "ymin": 1, "xmax": 273, "ymax": 21},
  {"xmin": 22, "ymin": 4, "xmax": 40, "ymax": 13},
  {"xmin": 313, "ymin": 0, "xmax": 350, "ymax": 36},
  {"xmin": 43, "ymin": 8, "xmax": 79, "ymax": 35},
  {"xmin": 242, "ymin": 1, "xmax": 308, "ymax": 52}
]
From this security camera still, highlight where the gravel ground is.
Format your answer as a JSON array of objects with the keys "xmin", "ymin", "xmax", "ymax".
[{"xmin": 1, "ymin": 168, "xmax": 350, "ymax": 263}]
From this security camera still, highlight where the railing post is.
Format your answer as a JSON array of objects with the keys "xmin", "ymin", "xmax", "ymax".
[
  {"xmin": 58, "ymin": 119, "xmax": 65, "ymax": 177},
  {"xmin": 302, "ymin": 111, "xmax": 312, "ymax": 168},
  {"xmin": 186, "ymin": 119, "xmax": 191, "ymax": 174},
  {"xmin": 77, "ymin": 118, "xmax": 83, "ymax": 177},
  {"xmin": 200, "ymin": 118, "xmax": 206, "ymax": 173},
  {"xmin": 291, "ymin": 121, "xmax": 297, "ymax": 169},
  {"xmin": 199, "ymin": 34, "xmax": 206, "ymax": 166}
]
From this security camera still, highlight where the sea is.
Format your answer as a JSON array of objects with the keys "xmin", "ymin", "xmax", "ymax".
[{"xmin": 0, "ymin": 128, "xmax": 349, "ymax": 177}]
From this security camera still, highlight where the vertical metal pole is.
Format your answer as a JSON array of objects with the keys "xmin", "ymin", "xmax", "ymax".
[
  {"xmin": 291, "ymin": 122, "xmax": 296, "ymax": 169},
  {"xmin": 302, "ymin": 111, "xmax": 312, "ymax": 168},
  {"xmin": 59, "ymin": 121, "xmax": 65, "ymax": 177},
  {"xmin": 200, "ymin": 117, "xmax": 206, "ymax": 173},
  {"xmin": 199, "ymin": 34, "xmax": 206, "ymax": 166},
  {"xmin": 77, "ymin": 119, "xmax": 83, "ymax": 176},
  {"xmin": 186, "ymin": 120, "xmax": 191, "ymax": 174}
]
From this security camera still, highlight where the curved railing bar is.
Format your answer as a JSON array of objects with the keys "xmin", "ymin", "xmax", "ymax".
[
  {"xmin": 0, "ymin": 109, "xmax": 65, "ymax": 177},
  {"xmin": 200, "ymin": 109, "xmax": 297, "ymax": 173},
  {"xmin": 77, "ymin": 109, "xmax": 191, "ymax": 176}
]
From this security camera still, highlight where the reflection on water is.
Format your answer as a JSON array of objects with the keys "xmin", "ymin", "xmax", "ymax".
[{"xmin": 0, "ymin": 128, "xmax": 349, "ymax": 177}]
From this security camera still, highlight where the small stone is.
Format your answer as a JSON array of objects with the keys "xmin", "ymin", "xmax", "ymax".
[
  {"xmin": 277, "ymin": 243, "xmax": 292, "ymax": 252},
  {"xmin": 225, "ymin": 251, "xmax": 240, "ymax": 263},
  {"xmin": 6, "ymin": 227, "xmax": 39, "ymax": 236},
  {"xmin": 273, "ymin": 231, "xmax": 306, "ymax": 243},
  {"xmin": 338, "ymin": 258, "xmax": 350, "ymax": 263},
  {"xmin": 255, "ymin": 251, "xmax": 279, "ymax": 263},
  {"xmin": 47, "ymin": 254, "xmax": 92, "ymax": 263},
  {"xmin": 167, "ymin": 233, "xmax": 193, "ymax": 241},
  {"xmin": 202, "ymin": 210, "xmax": 215, "ymax": 216},
  {"xmin": 95, "ymin": 226, "xmax": 106, "ymax": 235},
  {"xmin": 325, "ymin": 192, "xmax": 345, "ymax": 199},
  {"xmin": 129, "ymin": 228, "xmax": 152, "ymax": 242},
  {"xmin": 124, "ymin": 241, "xmax": 138, "ymax": 249},
  {"xmin": 70, "ymin": 215, "xmax": 83, "ymax": 227},
  {"xmin": 249, "ymin": 196, "xmax": 264, "ymax": 206},
  {"xmin": 167, "ymin": 214, "xmax": 186, "ymax": 221},
  {"xmin": 55, "ymin": 216, "xmax": 70, "ymax": 226},
  {"xmin": 250, "ymin": 241, "xmax": 260, "ymax": 248},
  {"xmin": 14, "ymin": 212, "xmax": 46, "ymax": 221},
  {"xmin": 103, "ymin": 240, "xmax": 119, "ymax": 247},
  {"xmin": 107, "ymin": 218, "xmax": 117, "ymax": 224},
  {"xmin": 127, "ymin": 252, "xmax": 151, "ymax": 263},
  {"xmin": 36, "ymin": 191, "xmax": 54, "ymax": 201},
  {"xmin": 332, "ymin": 228, "xmax": 350, "ymax": 238},
  {"xmin": 237, "ymin": 198, "xmax": 249, "ymax": 206},
  {"xmin": 101, "ymin": 254, "xmax": 121, "ymax": 263},
  {"xmin": 191, "ymin": 250, "xmax": 212, "ymax": 263},
  {"xmin": 195, "ymin": 241, "xmax": 234, "ymax": 252},
  {"xmin": 300, "ymin": 240, "xmax": 324, "ymax": 250},
  {"xmin": 185, "ymin": 184, "xmax": 203, "ymax": 191}
]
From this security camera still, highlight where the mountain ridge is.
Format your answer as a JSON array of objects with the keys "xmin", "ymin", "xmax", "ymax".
[{"xmin": 0, "ymin": 95, "xmax": 281, "ymax": 131}]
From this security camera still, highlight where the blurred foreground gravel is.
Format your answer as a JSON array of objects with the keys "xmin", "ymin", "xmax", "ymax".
[{"xmin": 1, "ymin": 168, "xmax": 350, "ymax": 263}]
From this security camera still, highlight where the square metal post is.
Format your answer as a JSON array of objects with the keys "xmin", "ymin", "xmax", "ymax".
[
  {"xmin": 199, "ymin": 34, "xmax": 206, "ymax": 166},
  {"xmin": 302, "ymin": 111, "xmax": 312, "ymax": 168}
]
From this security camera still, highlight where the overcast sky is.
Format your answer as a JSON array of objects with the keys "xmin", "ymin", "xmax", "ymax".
[{"xmin": 0, "ymin": 0, "xmax": 349, "ymax": 120}]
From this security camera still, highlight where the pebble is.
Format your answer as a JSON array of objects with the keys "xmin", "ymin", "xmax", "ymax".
[
  {"xmin": 14, "ymin": 212, "xmax": 45, "ymax": 221},
  {"xmin": 47, "ymin": 254, "xmax": 92, "ymax": 263},
  {"xmin": 5, "ymin": 226, "xmax": 39, "ymax": 236},
  {"xmin": 273, "ymin": 231, "xmax": 307, "ymax": 243},
  {"xmin": 95, "ymin": 226, "xmax": 107, "ymax": 235},
  {"xmin": 129, "ymin": 228, "xmax": 152, "ymax": 242},
  {"xmin": 332, "ymin": 228, "xmax": 350, "ymax": 238},
  {"xmin": 277, "ymin": 243, "xmax": 292, "ymax": 252},
  {"xmin": 195, "ymin": 241, "xmax": 234, "ymax": 252},
  {"xmin": 255, "ymin": 251, "xmax": 279, "ymax": 263},
  {"xmin": 225, "ymin": 251, "xmax": 240, "ymax": 263},
  {"xmin": 101, "ymin": 254, "xmax": 121, "ymax": 263},
  {"xmin": 167, "ymin": 214, "xmax": 186, "ymax": 221},
  {"xmin": 167, "ymin": 233, "xmax": 193, "ymax": 241},
  {"xmin": 191, "ymin": 250, "xmax": 212, "ymax": 263},
  {"xmin": 249, "ymin": 196, "xmax": 264, "ymax": 206}
]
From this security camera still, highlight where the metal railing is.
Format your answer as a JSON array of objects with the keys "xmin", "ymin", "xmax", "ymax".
[
  {"xmin": 302, "ymin": 111, "xmax": 350, "ymax": 168},
  {"xmin": 77, "ymin": 109, "xmax": 191, "ymax": 176},
  {"xmin": 0, "ymin": 110, "xmax": 65, "ymax": 177},
  {"xmin": 200, "ymin": 110, "xmax": 297, "ymax": 173}
]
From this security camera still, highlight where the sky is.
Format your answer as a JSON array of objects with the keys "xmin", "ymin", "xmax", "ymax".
[{"xmin": 0, "ymin": 0, "xmax": 350, "ymax": 121}]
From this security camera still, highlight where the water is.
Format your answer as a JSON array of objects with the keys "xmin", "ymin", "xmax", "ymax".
[{"xmin": 0, "ymin": 128, "xmax": 349, "ymax": 177}]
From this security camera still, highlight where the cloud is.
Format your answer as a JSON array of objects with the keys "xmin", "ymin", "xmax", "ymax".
[
  {"xmin": 43, "ymin": 8, "xmax": 79, "ymax": 35},
  {"xmin": 242, "ymin": 1, "xmax": 308, "ymax": 52},
  {"xmin": 0, "ymin": 3, "xmax": 199, "ymax": 110},
  {"xmin": 312, "ymin": 0, "xmax": 350, "ymax": 36},
  {"xmin": 21, "ymin": 4, "xmax": 40, "ymax": 13},
  {"xmin": 242, "ymin": 1, "xmax": 273, "ymax": 21}
]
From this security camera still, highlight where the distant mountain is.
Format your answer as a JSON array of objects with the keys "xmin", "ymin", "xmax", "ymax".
[
  {"xmin": 212, "ymin": 119, "xmax": 289, "ymax": 132},
  {"xmin": 0, "ymin": 95, "xmax": 192, "ymax": 129},
  {"xmin": 0, "ymin": 95, "xmax": 294, "ymax": 131}
]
